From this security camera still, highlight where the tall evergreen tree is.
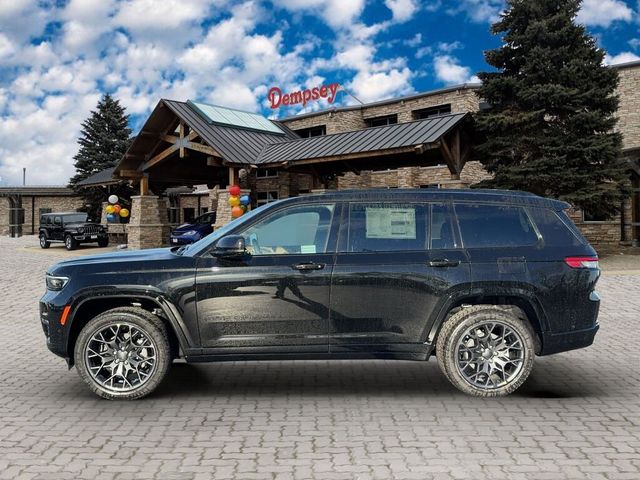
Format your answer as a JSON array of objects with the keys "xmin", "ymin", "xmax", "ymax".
[
  {"xmin": 473, "ymin": 0, "xmax": 627, "ymax": 217},
  {"xmin": 69, "ymin": 94, "xmax": 132, "ymax": 219}
]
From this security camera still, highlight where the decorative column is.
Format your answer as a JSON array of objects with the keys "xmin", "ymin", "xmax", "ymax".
[
  {"xmin": 127, "ymin": 195, "xmax": 170, "ymax": 249},
  {"xmin": 214, "ymin": 188, "xmax": 251, "ymax": 229}
]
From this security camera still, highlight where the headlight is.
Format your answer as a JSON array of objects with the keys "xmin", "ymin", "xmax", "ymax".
[
  {"xmin": 77, "ymin": 227, "xmax": 84, "ymax": 234},
  {"xmin": 183, "ymin": 230, "xmax": 198, "ymax": 236},
  {"xmin": 46, "ymin": 274, "xmax": 69, "ymax": 291}
]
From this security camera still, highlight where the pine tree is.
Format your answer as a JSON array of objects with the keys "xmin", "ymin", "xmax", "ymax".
[
  {"xmin": 69, "ymin": 94, "xmax": 132, "ymax": 219},
  {"xmin": 473, "ymin": 0, "xmax": 627, "ymax": 218}
]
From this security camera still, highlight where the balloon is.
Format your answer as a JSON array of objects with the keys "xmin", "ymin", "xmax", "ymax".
[
  {"xmin": 108, "ymin": 195, "xmax": 118, "ymax": 204},
  {"xmin": 105, "ymin": 205, "xmax": 115, "ymax": 214},
  {"xmin": 228, "ymin": 195, "xmax": 240, "ymax": 207},
  {"xmin": 240, "ymin": 195, "xmax": 250, "ymax": 206},
  {"xmin": 231, "ymin": 206, "xmax": 243, "ymax": 218},
  {"xmin": 229, "ymin": 185, "xmax": 241, "ymax": 196},
  {"xmin": 240, "ymin": 204, "xmax": 247, "ymax": 213},
  {"xmin": 106, "ymin": 213, "xmax": 117, "ymax": 223},
  {"xmin": 119, "ymin": 208, "xmax": 129, "ymax": 218},
  {"xmin": 113, "ymin": 204, "xmax": 122, "ymax": 213}
]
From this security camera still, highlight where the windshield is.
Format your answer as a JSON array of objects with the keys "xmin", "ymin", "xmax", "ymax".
[
  {"xmin": 180, "ymin": 203, "xmax": 270, "ymax": 256},
  {"xmin": 63, "ymin": 213, "xmax": 88, "ymax": 223}
]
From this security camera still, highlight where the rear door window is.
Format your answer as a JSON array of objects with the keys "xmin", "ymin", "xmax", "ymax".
[
  {"xmin": 345, "ymin": 203, "xmax": 427, "ymax": 252},
  {"xmin": 430, "ymin": 203, "xmax": 457, "ymax": 249},
  {"xmin": 454, "ymin": 203, "xmax": 539, "ymax": 248}
]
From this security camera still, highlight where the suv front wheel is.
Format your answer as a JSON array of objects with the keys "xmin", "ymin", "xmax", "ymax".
[
  {"xmin": 436, "ymin": 305, "xmax": 535, "ymax": 397},
  {"xmin": 74, "ymin": 307, "xmax": 171, "ymax": 400},
  {"xmin": 64, "ymin": 234, "xmax": 78, "ymax": 251}
]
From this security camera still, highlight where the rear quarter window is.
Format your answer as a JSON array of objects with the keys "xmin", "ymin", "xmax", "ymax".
[
  {"xmin": 527, "ymin": 207, "xmax": 584, "ymax": 247},
  {"xmin": 454, "ymin": 203, "xmax": 539, "ymax": 248}
]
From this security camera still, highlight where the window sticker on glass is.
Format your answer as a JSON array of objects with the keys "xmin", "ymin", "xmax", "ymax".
[
  {"xmin": 365, "ymin": 207, "xmax": 416, "ymax": 239},
  {"xmin": 300, "ymin": 244, "xmax": 317, "ymax": 254}
]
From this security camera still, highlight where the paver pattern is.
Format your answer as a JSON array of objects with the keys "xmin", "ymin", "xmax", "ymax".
[{"xmin": 0, "ymin": 235, "xmax": 639, "ymax": 480}]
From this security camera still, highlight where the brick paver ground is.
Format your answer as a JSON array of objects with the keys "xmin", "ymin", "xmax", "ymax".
[{"xmin": 1, "ymin": 236, "xmax": 638, "ymax": 480}]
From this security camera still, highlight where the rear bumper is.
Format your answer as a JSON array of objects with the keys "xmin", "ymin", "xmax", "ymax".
[{"xmin": 539, "ymin": 323, "xmax": 599, "ymax": 355}]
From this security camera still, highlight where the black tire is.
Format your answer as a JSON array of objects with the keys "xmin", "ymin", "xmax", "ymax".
[
  {"xmin": 97, "ymin": 237, "xmax": 109, "ymax": 248},
  {"xmin": 436, "ymin": 305, "xmax": 535, "ymax": 397},
  {"xmin": 39, "ymin": 233, "xmax": 50, "ymax": 249},
  {"xmin": 74, "ymin": 307, "xmax": 171, "ymax": 400},
  {"xmin": 64, "ymin": 234, "xmax": 78, "ymax": 251}
]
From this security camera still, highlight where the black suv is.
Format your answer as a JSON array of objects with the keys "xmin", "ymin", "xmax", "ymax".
[
  {"xmin": 39, "ymin": 190, "xmax": 600, "ymax": 400},
  {"xmin": 39, "ymin": 212, "xmax": 109, "ymax": 251}
]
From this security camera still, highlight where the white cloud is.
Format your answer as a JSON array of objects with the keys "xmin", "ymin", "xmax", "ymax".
[
  {"xmin": 577, "ymin": 0, "xmax": 633, "ymax": 28},
  {"xmin": 604, "ymin": 52, "xmax": 640, "ymax": 65},
  {"xmin": 447, "ymin": 0, "xmax": 503, "ymax": 23},
  {"xmin": 0, "ymin": 0, "xmax": 49, "ymax": 43},
  {"xmin": 433, "ymin": 55, "xmax": 480, "ymax": 84},
  {"xmin": 274, "ymin": 0, "xmax": 365, "ymax": 29},
  {"xmin": 385, "ymin": 0, "xmax": 419, "ymax": 22}
]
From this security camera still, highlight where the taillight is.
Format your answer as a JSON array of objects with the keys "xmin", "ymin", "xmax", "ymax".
[{"xmin": 564, "ymin": 256, "xmax": 599, "ymax": 269}]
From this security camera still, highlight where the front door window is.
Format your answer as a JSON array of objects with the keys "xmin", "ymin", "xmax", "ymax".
[{"xmin": 240, "ymin": 204, "xmax": 335, "ymax": 255}]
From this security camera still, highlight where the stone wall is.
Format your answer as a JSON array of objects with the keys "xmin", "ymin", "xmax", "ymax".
[
  {"xmin": 616, "ymin": 63, "xmax": 640, "ymax": 150},
  {"xmin": 282, "ymin": 87, "xmax": 480, "ymax": 134},
  {"xmin": 0, "ymin": 197, "xmax": 10, "ymax": 236}
]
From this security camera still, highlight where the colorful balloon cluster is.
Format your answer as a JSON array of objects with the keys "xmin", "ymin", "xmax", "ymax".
[
  {"xmin": 105, "ymin": 195, "xmax": 129, "ymax": 223},
  {"xmin": 227, "ymin": 185, "xmax": 250, "ymax": 218}
]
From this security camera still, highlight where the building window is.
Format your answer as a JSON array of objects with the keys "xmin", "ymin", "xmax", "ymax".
[
  {"xmin": 200, "ymin": 207, "xmax": 209, "ymax": 215},
  {"xmin": 183, "ymin": 208, "xmax": 195, "ymax": 222},
  {"xmin": 294, "ymin": 125, "xmax": 326, "ymax": 138},
  {"xmin": 582, "ymin": 210, "xmax": 610, "ymax": 222},
  {"xmin": 413, "ymin": 104, "xmax": 452, "ymax": 119},
  {"xmin": 256, "ymin": 168, "xmax": 279, "ymax": 178},
  {"xmin": 420, "ymin": 183, "xmax": 442, "ymax": 189},
  {"xmin": 365, "ymin": 114, "xmax": 398, "ymax": 128},
  {"xmin": 257, "ymin": 191, "xmax": 279, "ymax": 206}
]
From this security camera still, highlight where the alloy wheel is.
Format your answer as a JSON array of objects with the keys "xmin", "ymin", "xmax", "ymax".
[
  {"xmin": 84, "ymin": 322, "xmax": 157, "ymax": 393},
  {"xmin": 456, "ymin": 321, "xmax": 525, "ymax": 390}
]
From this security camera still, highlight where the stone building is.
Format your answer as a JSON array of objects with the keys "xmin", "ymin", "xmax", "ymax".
[
  {"xmin": 0, "ymin": 186, "xmax": 84, "ymax": 236},
  {"xmin": 3, "ymin": 62, "xmax": 639, "ymax": 249}
]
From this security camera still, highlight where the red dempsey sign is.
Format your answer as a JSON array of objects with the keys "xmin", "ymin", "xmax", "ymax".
[{"xmin": 268, "ymin": 83, "xmax": 340, "ymax": 109}]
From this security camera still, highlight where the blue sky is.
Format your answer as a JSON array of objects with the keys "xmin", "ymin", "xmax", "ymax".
[{"xmin": 0, "ymin": 0, "xmax": 639, "ymax": 185}]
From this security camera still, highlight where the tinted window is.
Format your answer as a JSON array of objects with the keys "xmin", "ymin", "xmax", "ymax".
[
  {"xmin": 345, "ymin": 203, "xmax": 427, "ymax": 252},
  {"xmin": 430, "ymin": 203, "xmax": 456, "ymax": 249},
  {"xmin": 62, "ymin": 213, "xmax": 88, "ymax": 224},
  {"xmin": 240, "ymin": 204, "xmax": 335, "ymax": 255},
  {"xmin": 527, "ymin": 207, "xmax": 583, "ymax": 247},
  {"xmin": 53, "ymin": 216, "xmax": 62, "ymax": 226},
  {"xmin": 455, "ymin": 203, "xmax": 538, "ymax": 248}
]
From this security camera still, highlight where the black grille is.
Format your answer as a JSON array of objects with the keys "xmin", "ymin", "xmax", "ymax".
[{"xmin": 83, "ymin": 224, "xmax": 101, "ymax": 234}]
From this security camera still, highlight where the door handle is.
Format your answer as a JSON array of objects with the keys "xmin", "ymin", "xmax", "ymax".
[
  {"xmin": 292, "ymin": 262, "xmax": 325, "ymax": 271},
  {"xmin": 428, "ymin": 259, "xmax": 460, "ymax": 268}
]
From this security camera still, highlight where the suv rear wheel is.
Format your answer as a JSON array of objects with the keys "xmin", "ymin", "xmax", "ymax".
[
  {"xmin": 436, "ymin": 305, "xmax": 535, "ymax": 397},
  {"xmin": 64, "ymin": 234, "xmax": 77, "ymax": 251},
  {"xmin": 39, "ymin": 233, "xmax": 50, "ymax": 249},
  {"xmin": 74, "ymin": 307, "xmax": 171, "ymax": 400}
]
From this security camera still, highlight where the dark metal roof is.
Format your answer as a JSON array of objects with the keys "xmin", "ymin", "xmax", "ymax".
[
  {"xmin": 0, "ymin": 186, "xmax": 77, "ymax": 196},
  {"xmin": 162, "ymin": 100, "xmax": 299, "ymax": 165},
  {"xmin": 76, "ymin": 167, "xmax": 119, "ymax": 187},
  {"xmin": 257, "ymin": 113, "xmax": 468, "ymax": 165}
]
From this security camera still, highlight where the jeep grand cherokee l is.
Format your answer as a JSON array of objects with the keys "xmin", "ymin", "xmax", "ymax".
[{"xmin": 39, "ymin": 189, "xmax": 600, "ymax": 400}]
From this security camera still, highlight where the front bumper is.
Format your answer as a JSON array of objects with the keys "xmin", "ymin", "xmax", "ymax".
[
  {"xmin": 73, "ymin": 233, "xmax": 108, "ymax": 242},
  {"xmin": 39, "ymin": 299, "xmax": 69, "ymax": 359}
]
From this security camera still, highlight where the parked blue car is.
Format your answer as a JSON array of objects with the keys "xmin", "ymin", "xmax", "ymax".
[{"xmin": 170, "ymin": 212, "xmax": 216, "ymax": 245}]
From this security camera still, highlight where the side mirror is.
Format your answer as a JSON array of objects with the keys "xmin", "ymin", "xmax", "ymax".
[{"xmin": 212, "ymin": 235, "xmax": 246, "ymax": 258}]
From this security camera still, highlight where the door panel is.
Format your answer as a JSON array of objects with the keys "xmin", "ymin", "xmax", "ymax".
[
  {"xmin": 195, "ymin": 202, "xmax": 339, "ymax": 353},
  {"xmin": 329, "ymin": 201, "xmax": 471, "ymax": 353},
  {"xmin": 330, "ymin": 249, "xmax": 470, "ymax": 351},
  {"xmin": 196, "ymin": 254, "xmax": 333, "ymax": 351}
]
